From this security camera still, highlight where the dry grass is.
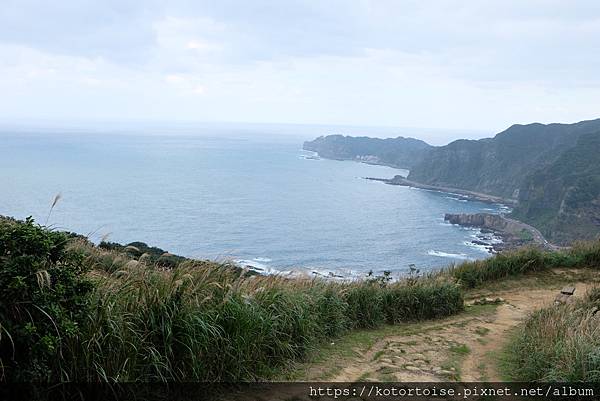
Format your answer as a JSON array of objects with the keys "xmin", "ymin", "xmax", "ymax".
[
  {"xmin": 51, "ymin": 239, "xmax": 463, "ymax": 382},
  {"xmin": 505, "ymin": 287, "xmax": 600, "ymax": 381}
]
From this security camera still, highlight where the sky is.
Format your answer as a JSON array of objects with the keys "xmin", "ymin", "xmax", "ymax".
[{"xmin": 1, "ymin": 0, "xmax": 600, "ymax": 142}]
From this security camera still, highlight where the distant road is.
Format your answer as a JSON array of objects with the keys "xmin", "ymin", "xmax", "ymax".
[{"xmin": 501, "ymin": 215, "xmax": 564, "ymax": 251}]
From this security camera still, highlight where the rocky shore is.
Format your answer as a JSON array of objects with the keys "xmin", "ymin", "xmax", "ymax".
[
  {"xmin": 365, "ymin": 175, "xmax": 560, "ymax": 252},
  {"xmin": 444, "ymin": 212, "xmax": 558, "ymax": 252}
]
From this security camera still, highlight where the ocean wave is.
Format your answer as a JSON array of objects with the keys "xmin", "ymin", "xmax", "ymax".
[
  {"xmin": 252, "ymin": 257, "xmax": 272, "ymax": 262},
  {"xmin": 235, "ymin": 259, "xmax": 270, "ymax": 273},
  {"xmin": 463, "ymin": 241, "xmax": 494, "ymax": 254},
  {"xmin": 235, "ymin": 258, "xmax": 286, "ymax": 275},
  {"xmin": 427, "ymin": 250, "xmax": 472, "ymax": 260},
  {"xmin": 298, "ymin": 150, "xmax": 320, "ymax": 160},
  {"xmin": 234, "ymin": 258, "xmax": 362, "ymax": 280},
  {"xmin": 444, "ymin": 196, "xmax": 467, "ymax": 202}
]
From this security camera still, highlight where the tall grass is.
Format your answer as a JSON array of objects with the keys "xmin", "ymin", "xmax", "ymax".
[
  {"xmin": 6, "ymin": 215, "xmax": 598, "ymax": 382},
  {"xmin": 506, "ymin": 288, "xmax": 600, "ymax": 381},
  {"xmin": 450, "ymin": 240, "xmax": 600, "ymax": 288},
  {"xmin": 33, "ymin": 239, "xmax": 462, "ymax": 382}
]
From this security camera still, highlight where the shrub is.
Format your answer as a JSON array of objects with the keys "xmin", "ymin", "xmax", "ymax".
[
  {"xmin": 450, "ymin": 240, "xmax": 600, "ymax": 289},
  {"xmin": 311, "ymin": 286, "xmax": 350, "ymax": 338},
  {"xmin": 381, "ymin": 281, "xmax": 464, "ymax": 324},
  {"xmin": 344, "ymin": 283, "xmax": 385, "ymax": 329},
  {"xmin": 0, "ymin": 217, "xmax": 93, "ymax": 381},
  {"xmin": 569, "ymin": 240, "xmax": 600, "ymax": 267}
]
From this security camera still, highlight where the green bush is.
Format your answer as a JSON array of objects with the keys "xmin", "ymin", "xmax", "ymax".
[
  {"xmin": 0, "ymin": 217, "xmax": 93, "ymax": 381},
  {"xmin": 344, "ymin": 283, "xmax": 385, "ymax": 329},
  {"xmin": 381, "ymin": 281, "xmax": 464, "ymax": 324},
  {"xmin": 311, "ymin": 286, "xmax": 350, "ymax": 338}
]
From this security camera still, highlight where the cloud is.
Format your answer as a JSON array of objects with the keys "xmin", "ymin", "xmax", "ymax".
[{"xmin": 0, "ymin": 0, "xmax": 600, "ymax": 133}]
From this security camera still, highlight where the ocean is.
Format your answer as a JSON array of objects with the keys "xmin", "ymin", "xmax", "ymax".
[{"xmin": 0, "ymin": 129, "xmax": 506, "ymax": 278}]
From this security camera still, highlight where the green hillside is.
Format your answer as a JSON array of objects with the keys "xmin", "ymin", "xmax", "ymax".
[
  {"xmin": 512, "ymin": 132, "xmax": 600, "ymax": 243},
  {"xmin": 407, "ymin": 118, "xmax": 600, "ymax": 199},
  {"xmin": 303, "ymin": 134, "xmax": 431, "ymax": 169}
]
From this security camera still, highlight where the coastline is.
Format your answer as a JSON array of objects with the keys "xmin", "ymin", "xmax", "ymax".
[
  {"xmin": 444, "ymin": 212, "xmax": 561, "ymax": 252},
  {"xmin": 364, "ymin": 174, "xmax": 561, "ymax": 252},
  {"xmin": 365, "ymin": 175, "xmax": 517, "ymax": 206}
]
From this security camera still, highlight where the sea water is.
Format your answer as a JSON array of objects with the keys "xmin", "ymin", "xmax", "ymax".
[{"xmin": 0, "ymin": 129, "xmax": 504, "ymax": 278}]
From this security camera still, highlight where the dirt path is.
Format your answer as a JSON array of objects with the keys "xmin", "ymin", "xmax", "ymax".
[{"xmin": 321, "ymin": 284, "xmax": 591, "ymax": 382}]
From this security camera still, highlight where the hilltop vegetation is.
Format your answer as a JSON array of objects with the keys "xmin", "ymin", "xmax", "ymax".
[
  {"xmin": 303, "ymin": 134, "xmax": 431, "ymax": 169},
  {"xmin": 408, "ymin": 119, "xmax": 600, "ymax": 199}
]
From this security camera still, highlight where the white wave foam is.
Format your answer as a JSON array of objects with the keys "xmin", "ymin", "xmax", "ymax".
[
  {"xmin": 299, "ymin": 150, "xmax": 320, "ymax": 160},
  {"xmin": 234, "ymin": 258, "xmax": 364, "ymax": 281},
  {"xmin": 444, "ymin": 196, "xmax": 467, "ymax": 202},
  {"xmin": 235, "ymin": 258, "xmax": 275, "ymax": 274},
  {"xmin": 427, "ymin": 250, "xmax": 472, "ymax": 260},
  {"xmin": 462, "ymin": 241, "xmax": 494, "ymax": 254}
]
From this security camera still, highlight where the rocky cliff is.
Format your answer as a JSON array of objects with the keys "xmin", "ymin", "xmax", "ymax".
[
  {"xmin": 444, "ymin": 213, "xmax": 554, "ymax": 250},
  {"xmin": 445, "ymin": 213, "xmax": 521, "ymax": 232}
]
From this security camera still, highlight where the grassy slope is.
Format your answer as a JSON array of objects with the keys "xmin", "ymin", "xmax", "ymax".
[
  {"xmin": 0, "ymin": 217, "xmax": 463, "ymax": 382},
  {"xmin": 287, "ymin": 268, "xmax": 600, "ymax": 382},
  {"xmin": 501, "ymin": 287, "xmax": 600, "ymax": 381},
  {"xmin": 3, "ymin": 216, "xmax": 600, "ymax": 382}
]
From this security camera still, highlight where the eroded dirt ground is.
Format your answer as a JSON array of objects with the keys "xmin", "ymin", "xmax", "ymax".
[{"xmin": 288, "ymin": 270, "xmax": 598, "ymax": 383}]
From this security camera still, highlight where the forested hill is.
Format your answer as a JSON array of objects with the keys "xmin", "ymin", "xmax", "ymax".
[
  {"xmin": 511, "ymin": 131, "xmax": 600, "ymax": 244},
  {"xmin": 405, "ymin": 118, "xmax": 600, "ymax": 244},
  {"xmin": 407, "ymin": 118, "xmax": 600, "ymax": 200},
  {"xmin": 302, "ymin": 135, "xmax": 431, "ymax": 169}
]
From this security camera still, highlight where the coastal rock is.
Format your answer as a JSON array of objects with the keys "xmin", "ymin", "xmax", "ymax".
[
  {"xmin": 444, "ymin": 213, "xmax": 517, "ymax": 231},
  {"xmin": 443, "ymin": 212, "xmax": 556, "ymax": 252}
]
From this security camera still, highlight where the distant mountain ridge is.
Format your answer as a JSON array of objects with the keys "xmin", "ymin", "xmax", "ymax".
[
  {"xmin": 304, "ymin": 118, "xmax": 600, "ymax": 244},
  {"xmin": 303, "ymin": 135, "xmax": 431, "ymax": 169},
  {"xmin": 408, "ymin": 119, "xmax": 600, "ymax": 200}
]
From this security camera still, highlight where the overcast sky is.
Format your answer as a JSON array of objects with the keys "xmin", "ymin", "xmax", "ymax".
[{"xmin": 1, "ymin": 0, "xmax": 600, "ymax": 139}]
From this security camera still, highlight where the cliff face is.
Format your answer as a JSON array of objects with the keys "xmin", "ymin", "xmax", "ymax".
[
  {"xmin": 408, "ymin": 119, "xmax": 600, "ymax": 199},
  {"xmin": 445, "ymin": 213, "xmax": 520, "ymax": 232},
  {"xmin": 303, "ymin": 135, "xmax": 431, "ymax": 169}
]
